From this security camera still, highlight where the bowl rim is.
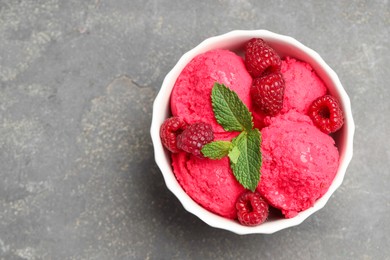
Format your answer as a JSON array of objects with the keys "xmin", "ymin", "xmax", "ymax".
[{"xmin": 150, "ymin": 29, "xmax": 355, "ymax": 234}]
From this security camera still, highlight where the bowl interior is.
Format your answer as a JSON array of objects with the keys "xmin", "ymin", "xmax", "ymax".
[{"xmin": 150, "ymin": 30, "xmax": 354, "ymax": 234}]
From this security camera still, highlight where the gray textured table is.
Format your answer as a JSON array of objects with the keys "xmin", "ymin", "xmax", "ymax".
[{"xmin": 1, "ymin": 1, "xmax": 389, "ymax": 259}]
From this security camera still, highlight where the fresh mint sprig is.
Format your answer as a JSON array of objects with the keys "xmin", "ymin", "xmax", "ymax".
[{"xmin": 201, "ymin": 83, "xmax": 262, "ymax": 192}]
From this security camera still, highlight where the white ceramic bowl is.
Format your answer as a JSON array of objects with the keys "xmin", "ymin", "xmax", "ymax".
[{"xmin": 150, "ymin": 30, "xmax": 355, "ymax": 234}]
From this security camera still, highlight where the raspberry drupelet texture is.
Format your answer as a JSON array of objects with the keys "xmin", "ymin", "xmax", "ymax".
[
  {"xmin": 308, "ymin": 95, "xmax": 344, "ymax": 134},
  {"xmin": 160, "ymin": 117, "xmax": 188, "ymax": 153},
  {"xmin": 177, "ymin": 122, "xmax": 214, "ymax": 157},
  {"xmin": 236, "ymin": 191, "xmax": 269, "ymax": 226},
  {"xmin": 250, "ymin": 72, "xmax": 285, "ymax": 116},
  {"xmin": 244, "ymin": 38, "xmax": 282, "ymax": 78}
]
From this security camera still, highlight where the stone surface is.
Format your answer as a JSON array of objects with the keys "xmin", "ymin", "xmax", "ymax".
[{"xmin": 1, "ymin": 0, "xmax": 389, "ymax": 259}]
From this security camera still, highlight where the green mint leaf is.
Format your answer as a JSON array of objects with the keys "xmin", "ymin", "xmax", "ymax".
[
  {"xmin": 229, "ymin": 129, "xmax": 262, "ymax": 192},
  {"xmin": 211, "ymin": 83, "xmax": 253, "ymax": 132},
  {"xmin": 201, "ymin": 141, "xmax": 232, "ymax": 159},
  {"xmin": 228, "ymin": 146, "xmax": 240, "ymax": 164}
]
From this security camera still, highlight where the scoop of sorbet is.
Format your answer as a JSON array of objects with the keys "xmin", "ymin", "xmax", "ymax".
[
  {"xmin": 170, "ymin": 49, "xmax": 253, "ymax": 133},
  {"xmin": 258, "ymin": 111, "xmax": 339, "ymax": 218}
]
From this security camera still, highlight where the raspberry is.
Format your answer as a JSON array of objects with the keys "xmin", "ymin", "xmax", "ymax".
[
  {"xmin": 236, "ymin": 191, "xmax": 269, "ymax": 226},
  {"xmin": 308, "ymin": 95, "xmax": 344, "ymax": 134},
  {"xmin": 160, "ymin": 117, "xmax": 188, "ymax": 153},
  {"xmin": 244, "ymin": 38, "xmax": 282, "ymax": 78},
  {"xmin": 177, "ymin": 122, "xmax": 214, "ymax": 157},
  {"xmin": 250, "ymin": 72, "xmax": 285, "ymax": 116}
]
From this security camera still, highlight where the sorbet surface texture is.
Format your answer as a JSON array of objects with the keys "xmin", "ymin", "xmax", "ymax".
[
  {"xmin": 258, "ymin": 111, "xmax": 339, "ymax": 218},
  {"xmin": 170, "ymin": 49, "xmax": 253, "ymax": 133},
  {"xmin": 172, "ymin": 152, "xmax": 245, "ymax": 219},
  {"xmin": 281, "ymin": 57, "xmax": 327, "ymax": 114}
]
